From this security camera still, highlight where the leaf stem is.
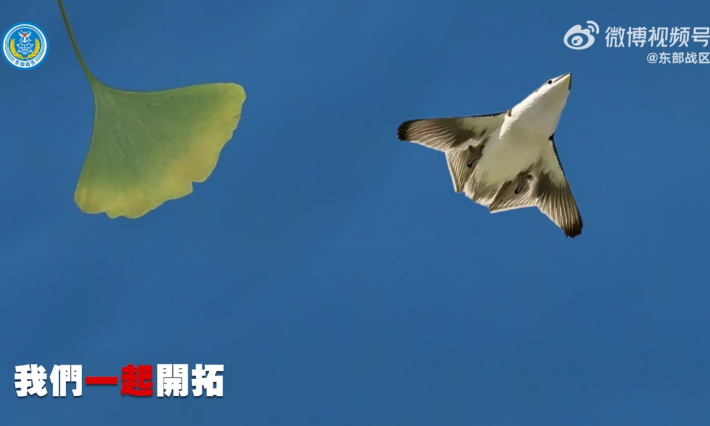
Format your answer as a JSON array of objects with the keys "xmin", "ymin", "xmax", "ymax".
[{"xmin": 57, "ymin": 0, "xmax": 95, "ymax": 82}]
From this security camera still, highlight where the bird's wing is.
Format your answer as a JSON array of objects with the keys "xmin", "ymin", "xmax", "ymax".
[
  {"xmin": 397, "ymin": 113, "xmax": 506, "ymax": 152},
  {"xmin": 533, "ymin": 135, "xmax": 583, "ymax": 238},
  {"xmin": 487, "ymin": 135, "xmax": 582, "ymax": 238},
  {"xmin": 397, "ymin": 113, "xmax": 506, "ymax": 192}
]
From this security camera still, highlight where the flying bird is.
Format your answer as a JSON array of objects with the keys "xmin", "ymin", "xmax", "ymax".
[{"xmin": 397, "ymin": 73, "xmax": 582, "ymax": 238}]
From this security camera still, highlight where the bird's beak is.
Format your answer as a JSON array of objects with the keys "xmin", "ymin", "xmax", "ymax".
[{"xmin": 554, "ymin": 73, "xmax": 572, "ymax": 91}]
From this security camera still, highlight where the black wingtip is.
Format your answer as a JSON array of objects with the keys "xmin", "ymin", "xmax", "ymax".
[
  {"xmin": 564, "ymin": 221, "xmax": 583, "ymax": 238},
  {"xmin": 397, "ymin": 120, "xmax": 415, "ymax": 141}
]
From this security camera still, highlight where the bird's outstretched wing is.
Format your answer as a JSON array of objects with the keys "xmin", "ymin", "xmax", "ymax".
[
  {"xmin": 487, "ymin": 135, "xmax": 582, "ymax": 238},
  {"xmin": 397, "ymin": 113, "xmax": 506, "ymax": 192},
  {"xmin": 533, "ymin": 135, "xmax": 583, "ymax": 238},
  {"xmin": 397, "ymin": 113, "xmax": 505, "ymax": 152}
]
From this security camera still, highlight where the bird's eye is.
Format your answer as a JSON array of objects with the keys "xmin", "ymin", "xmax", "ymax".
[{"xmin": 547, "ymin": 80, "xmax": 552, "ymax": 84}]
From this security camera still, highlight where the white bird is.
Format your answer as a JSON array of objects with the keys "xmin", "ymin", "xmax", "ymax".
[{"xmin": 397, "ymin": 73, "xmax": 582, "ymax": 238}]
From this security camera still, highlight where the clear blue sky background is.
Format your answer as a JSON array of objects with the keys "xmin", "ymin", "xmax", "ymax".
[{"xmin": 2, "ymin": 0, "xmax": 710, "ymax": 425}]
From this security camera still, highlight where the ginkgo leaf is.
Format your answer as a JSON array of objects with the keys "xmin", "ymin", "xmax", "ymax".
[
  {"xmin": 74, "ymin": 81, "xmax": 245, "ymax": 218},
  {"xmin": 58, "ymin": 0, "xmax": 246, "ymax": 218}
]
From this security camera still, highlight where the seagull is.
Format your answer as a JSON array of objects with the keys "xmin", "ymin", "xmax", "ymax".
[{"xmin": 397, "ymin": 73, "xmax": 582, "ymax": 238}]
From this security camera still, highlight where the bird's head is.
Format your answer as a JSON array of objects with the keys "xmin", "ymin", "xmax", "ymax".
[
  {"xmin": 527, "ymin": 73, "xmax": 572, "ymax": 114},
  {"xmin": 507, "ymin": 73, "xmax": 572, "ymax": 136}
]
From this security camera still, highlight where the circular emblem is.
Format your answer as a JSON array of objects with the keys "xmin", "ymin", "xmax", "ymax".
[{"xmin": 3, "ymin": 22, "xmax": 48, "ymax": 69}]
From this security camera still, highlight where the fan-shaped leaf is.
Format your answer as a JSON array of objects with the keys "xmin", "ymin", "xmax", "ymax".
[{"xmin": 58, "ymin": 0, "xmax": 246, "ymax": 218}]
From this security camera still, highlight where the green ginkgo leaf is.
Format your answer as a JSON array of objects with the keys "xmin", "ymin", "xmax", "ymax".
[{"xmin": 58, "ymin": 0, "xmax": 246, "ymax": 218}]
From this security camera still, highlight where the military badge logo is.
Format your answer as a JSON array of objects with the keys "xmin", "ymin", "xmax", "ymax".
[{"xmin": 3, "ymin": 23, "xmax": 48, "ymax": 69}]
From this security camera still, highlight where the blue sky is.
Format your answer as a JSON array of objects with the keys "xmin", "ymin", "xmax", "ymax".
[{"xmin": 2, "ymin": 0, "xmax": 710, "ymax": 425}]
